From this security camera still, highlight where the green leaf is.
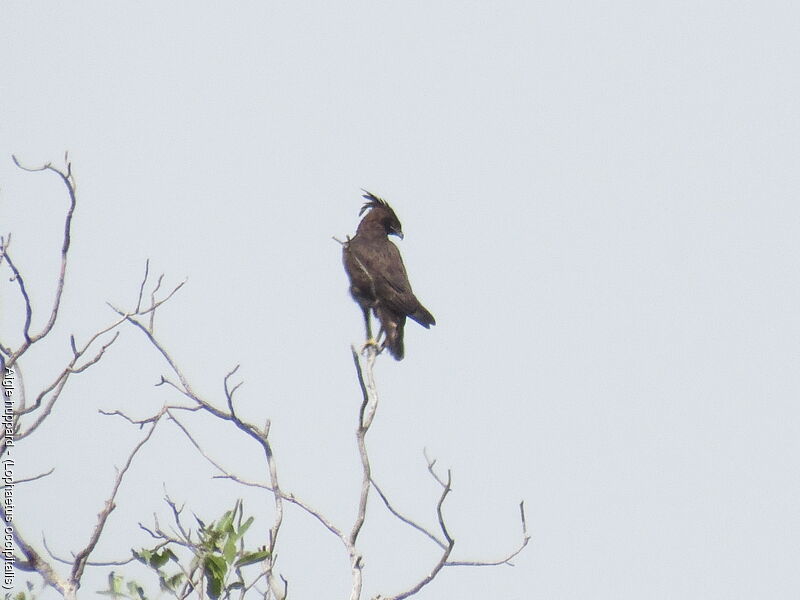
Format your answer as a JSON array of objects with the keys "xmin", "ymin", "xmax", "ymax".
[
  {"xmin": 159, "ymin": 572, "xmax": 184, "ymax": 592},
  {"xmin": 203, "ymin": 555, "xmax": 227, "ymax": 600},
  {"xmin": 150, "ymin": 548, "xmax": 177, "ymax": 569},
  {"xmin": 134, "ymin": 547, "xmax": 177, "ymax": 570},
  {"xmin": 235, "ymin": 516, "xmax": 254, "ymax": 540},
  {"xmin": 223, "ymin": 536, "xmax": 237, "ymax": 565},
  {"xmin": 234, "ymin": 550, "xmax": 270, "ymax": 567},
  {"xmin": 126, "ymin": 581, "xmax": 146, "ymax": 600},
  {"xmin": 217, "ymin": 509, "xmax": 235, "ymax": 535},
  {"xmin": 102, "ymin": 572, "xmax": 124, "ymax": 597}
]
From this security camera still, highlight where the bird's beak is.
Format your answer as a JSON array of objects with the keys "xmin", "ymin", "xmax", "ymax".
[{"xmin": 391, "ymin": 227, "xmax": 404, "ymax": 240}]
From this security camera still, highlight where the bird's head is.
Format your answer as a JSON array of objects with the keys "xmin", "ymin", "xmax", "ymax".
[{"xmin": 359, "ymin": 190, "xmax": 404, "ymax": 239}]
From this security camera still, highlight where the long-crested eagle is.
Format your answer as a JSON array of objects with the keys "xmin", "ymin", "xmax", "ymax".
[{"xmin": 342, "ymin": 191, "xmax": 435, "ymax": 360}]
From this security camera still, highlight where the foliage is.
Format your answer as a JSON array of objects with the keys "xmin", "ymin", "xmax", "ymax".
[
  {"xmin": 98, "ymin": 573, "xmax": 147, "ymax": 600},
  {"xmin": 125, "ymin": 501, "xmax": 269, "ymax": 600}
]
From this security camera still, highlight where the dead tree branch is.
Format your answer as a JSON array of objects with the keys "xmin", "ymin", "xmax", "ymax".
[
  {"xmin": 1, "ymin": 158, "xmax": 189, "ymax": 599},
  {"xmin": 112, "ymin": 285, "xmax": 289, "ymax": 598},
  {"xmin": 3, "ymin": 155, "xmax": 527, "ymax": 599},
  {"xmin": 12, "ymin": 468, "xmax": 55, "ymax": 486},
  {"xmin": 372, "ymin": 453, "xmax": 530, "ymax": 599},
  {"xmin": 70, "ymin": 421, "xmax": 160, "ymax": 586},
  {"xmin": 3, "ymin": 421, "xmax": 159, "ymax": 600},
  {"xmin": 378, "ymin": 464, "xmax": 455, "ymax": 600},
  {"xmin": 3, "ymin": 155, "xmax": 77, "ymax": 367},
  {"xmin": 370, "ymin": 478, "xmax": 447, "ymax": 550}
]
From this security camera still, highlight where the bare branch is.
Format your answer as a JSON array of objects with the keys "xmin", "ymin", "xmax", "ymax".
[
  {"xmin": 11, "ymin": 154, "xmax": 50, "ymax": 172},
  {"xmin": 370, "ymin": 478, "xmax": 447, "ymax": 550},
  {"xmin": 2, "ymin": 490, "xmax": 69, "ymax": 594},
  {"xmin": 107, "ymin": 309, "xmax": 203, "ymax": 407},
  {"xmin": 0, "ymin": 233, "xmax": 9, "ymax": 268},
  {"xmin": 42, "ymin": 534, "xmax": 140, "ymax": 567},
  {"xmin": 16, "ymin": 328, "xmax": 122, "ymax": 443},
  {"xmin": 6, "ymin": 155, "xmax": 78, "ymax": 366},
  {"xmin": 14, "ymin": 375, "xmax": 69, "ymax": 443},
  {"xmin": 6, "ymin": 256, "xmax": 183, "ymax": 456},
  {"xmin": 346, "ymin": 344, "xmax": 384, "ymax": 600},
  {"xmin": 422, "ymin": 448, "xmax": 448, "ymax": 488},
  {"xmin": 224, "ymin": 364, "xmax": 244, "ymax": 409},
  {"xmin": 12, "ymin": 468, "xmax": 55, "ymax": 485},
  {"xmin": 70, "ymin": 331, "xmax": 119, "ymax": 373},
  {"xmin": 352, "ymin": 344, "xmax": 379, "ymax": 430},
  {"xmin": 11, "ymin": 524, "xmax": 71, "ymax": 596},
  {"xmin": 172, "ymin": 411, "xmax": 353, "ymax": 553},
  {"xmin": 19, "ymin": 305, "xmax": 127, "ymax": 417},
  {"xmin": 70, "ymin": 419, "xmax": 160, "ymax": 584},
  {"xmin": 115, "ymin": 313, "xmax": 290, "ymax": 595},
  {"xmin": 135, "ymin": 259, "xmax": 150, "ymax": 313},
  {"xmin": 350, "ymin": 344, "xmax": 379, "ymax": 548},
  {"xmin": 445, "ymin": 501, "xmax": 530, "ymax": 567},
  {"xmin": 381, "ymin": 470, "xmax": 455, "ymax": 600},
  {"xmin": 164, "ymin": 492, "xmax": 194, "ymax": 544},
  {"xmin": 169, "ymin": 410, "xmax": 234, "ymax": 476},
  {"xmin": 99, "ymin": 409, "xmax": 161, "ymax": 426},
  {"xmin": 3, "ymin": 248, "xmax": 34, "ymax": 343}
]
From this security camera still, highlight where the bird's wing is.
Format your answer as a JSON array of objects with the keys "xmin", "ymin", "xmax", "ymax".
[{"xmin": 348, "ymin": 239, "xmax": 421, "ymax": 317}]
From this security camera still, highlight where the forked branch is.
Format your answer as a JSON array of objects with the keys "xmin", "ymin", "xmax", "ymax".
[
  {"xmin": 4, "ymin": 155, "xmax": 78, "ymax": 365},
  {"xmin": 112, "ymin": 272, "xmax": 288, "ymax": 598}
]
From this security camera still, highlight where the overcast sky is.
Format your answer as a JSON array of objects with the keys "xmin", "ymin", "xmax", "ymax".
[{"xmin": 3, "ymin": 2, "xmax": 800, "ymax": 598}]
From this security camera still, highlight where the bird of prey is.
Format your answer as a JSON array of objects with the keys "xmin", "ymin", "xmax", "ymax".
[{"xmin": 342, "ymin": 191, "xmax": 435, "ymax": 360}]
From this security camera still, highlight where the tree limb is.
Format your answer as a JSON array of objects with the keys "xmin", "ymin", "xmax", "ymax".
[
  {"xmin": 70, "ymin": 420, "xmax": 160, "ymax": 586},
  {"xmin": 5, "ymin": 155, "xmax": 78, "ymax": 367}
]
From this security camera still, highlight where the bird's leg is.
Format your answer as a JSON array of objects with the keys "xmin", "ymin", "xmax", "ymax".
[
  {"xmin": 362, "ymin": 305, "xmax": 373, "ymax": 340},
  {"xmin": 375, "ymin": 325, "xmax": 387, "ymax": 353},
  {"xmin": 360, "ymin": 305, "xmax": 380, "ymax": 353}
]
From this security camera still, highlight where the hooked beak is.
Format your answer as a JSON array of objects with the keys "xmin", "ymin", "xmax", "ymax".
[{"xmin": 390, "ymin": 227, "xmax": 404, "ymax": 240}]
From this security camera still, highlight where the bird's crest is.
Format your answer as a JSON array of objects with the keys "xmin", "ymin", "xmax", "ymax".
[{"xmin": 359, "ymin": 190, "xmax": 394, "ymax": 216}]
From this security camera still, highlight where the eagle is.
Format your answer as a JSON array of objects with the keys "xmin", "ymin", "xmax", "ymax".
[{"xmin": 342, "ymin": 191, "xmax": 435, "ymax": 360}]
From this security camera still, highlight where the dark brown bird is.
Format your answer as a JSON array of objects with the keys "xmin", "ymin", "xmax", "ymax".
[{"xmin": 343, "ymin": 191, "xmax": 435, "ymax": 360}]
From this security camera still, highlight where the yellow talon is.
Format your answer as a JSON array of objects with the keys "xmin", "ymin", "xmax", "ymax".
[{"xmin": 361, "ymin": 338, "xmax": 380, "ymax": 355}]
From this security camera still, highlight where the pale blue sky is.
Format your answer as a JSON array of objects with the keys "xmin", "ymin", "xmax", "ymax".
[{"xmin": 3, "ymin": 2, "xmax": 800, "ymax": 598}]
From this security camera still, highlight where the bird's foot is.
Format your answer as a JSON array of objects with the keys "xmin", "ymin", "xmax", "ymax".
[{"xmin": 360, "ymin": 338, "xmax": 381, "ymax": 356}]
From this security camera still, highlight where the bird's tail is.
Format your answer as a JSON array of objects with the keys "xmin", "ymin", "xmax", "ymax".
[
  {"xmin": 385, "ymin": 335, "xmax": 404, "ymax": 360},
  {"xmin": 379, "ymin": 311, "xmax": 406, "ymax": 360},
  {"xmin": 410, "ymin": 304, "xmax": 436, "ymax": 329}
]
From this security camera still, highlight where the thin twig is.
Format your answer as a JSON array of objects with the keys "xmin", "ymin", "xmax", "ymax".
[
  {"xmin": 136, "ymin": 259, "xmax": 150, "ymax": 313},
  {"xmin": 370, "ymin": 478, "xmax": 447, "ymax": 550},
  {"xmin": 3, "ymin": 249, "xmax": 34, "ymax": 343},
  {"xmin": 6, "ymin": 155, "xmax": 78, "ymax": 367},
  {"xmin": 0, "ymin": 233, "xmax": 9, "ymax": 268},
  {"xmin": 70, "ymin": 420, "xmax": 160, "ymax": 585},
  {"xmin": 171, "ymin": 413, "xmax": 352, "ymax": 551},
  {"xmin": 16, "ymin": 330, "xmax": 122, "ymax": 444},
  {"xmin": 445, "ymin": 501, "xmax": 530, "ymax": 567},
  {"xmin": 42, "ymin": 534, "xmax": 142, "ymax": 567},
  {"xmin": 12, "ymin": 468, "xmax": 55, "ymax": 485},
  {"xmin": 116, "ymin": 312, "xmax": 289, "ymax": 595},
  {"xmin": 382, "ymin": 469, "xmax": 455, "ymax": 600},
  {"xmin": 148, "ymin": 274, "xmax": 164, "ymax": 332},
  {"xmin": 8, "ymin": 521, "xmax": 70, "ymax": 596}
]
